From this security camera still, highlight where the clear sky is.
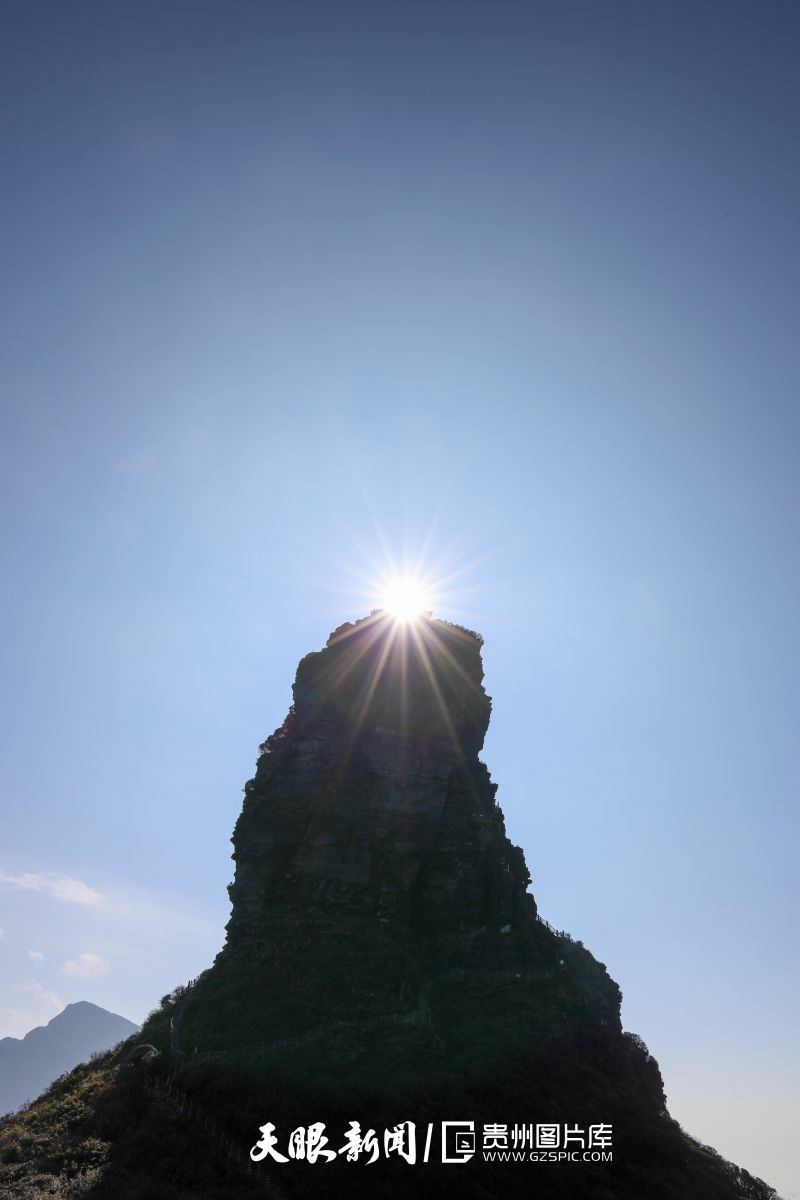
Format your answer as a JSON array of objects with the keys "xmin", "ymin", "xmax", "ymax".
[{"xmin": 1, "ymin": 1, "xmax": 798, "ymax": 1194}]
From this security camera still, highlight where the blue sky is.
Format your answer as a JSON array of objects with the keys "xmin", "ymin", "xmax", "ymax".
[{"xmin": 1, "ymin": 1, "xmax": 798, "ymax": 1194}]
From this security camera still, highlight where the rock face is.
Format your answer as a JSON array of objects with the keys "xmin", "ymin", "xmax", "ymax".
[
  {"xmin": 1, "ymin": 613, "xmax": 779, "ymax": 1200},
  {"xmin": 230, "ymin": 611, "xmax": 530, "ymax": 934},
  {"xmin": 182, "ymin": 613, "xmax": 621, "ymax": 1067},
  {"xmin": 161, "ymin": 613, "xmax": 778, "ymax": 1200}
]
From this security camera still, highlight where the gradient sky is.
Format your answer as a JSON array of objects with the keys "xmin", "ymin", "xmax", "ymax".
[{"xmin": 1, "ymin": 1, "xmax": 798, "ymax": 1194}]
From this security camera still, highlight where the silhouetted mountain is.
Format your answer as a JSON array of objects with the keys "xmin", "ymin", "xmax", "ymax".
[
  {"xmin": 0, "ymin": 1002, "xmax": 139, "ymax": 1115},
  {"xmin": 0, "ymin": 615, "xmax": 781, "ymax": 1198}
]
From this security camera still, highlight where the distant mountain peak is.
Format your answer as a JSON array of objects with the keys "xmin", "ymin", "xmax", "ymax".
[{"xmin": 0, "ymin": 1002, "xmax": 138, "ymax": 1115}]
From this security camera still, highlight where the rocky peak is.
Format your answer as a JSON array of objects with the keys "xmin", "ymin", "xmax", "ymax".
[
  {"xmin": 226, "ymin": 610, "xmax": 534, "ymax": 939},
  {"xmin": 12, "ymin": 614, "xmax": 776, "ymax": 1200}
]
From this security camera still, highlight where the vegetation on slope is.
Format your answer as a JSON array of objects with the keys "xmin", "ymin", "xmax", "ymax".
[{"xmin": 0, "ymin": 1021, "xmax": 781, "ymax": 1200}]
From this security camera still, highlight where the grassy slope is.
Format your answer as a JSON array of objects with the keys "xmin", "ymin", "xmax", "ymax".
[{"xmin": 0, "ymin": 1024, "xmax": 781, "ymax": 1200}]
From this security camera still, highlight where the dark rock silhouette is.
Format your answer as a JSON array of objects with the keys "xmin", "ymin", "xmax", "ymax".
[
  {"xmin": 184, "ymin": 612, "xmax": 621, "ymax": 1066},
  {"xmin": 167, "ymin": 612, "xmax": 776, "ymax": 1198},
  {"xmin": 0, "ymin": 613, "xmax": 781, "ymax": 1198}
]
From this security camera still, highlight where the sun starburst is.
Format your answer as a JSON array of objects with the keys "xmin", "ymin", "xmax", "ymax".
[{"xmin": 379, "ymin": 576, "xmax": 431, "ymax": 622}]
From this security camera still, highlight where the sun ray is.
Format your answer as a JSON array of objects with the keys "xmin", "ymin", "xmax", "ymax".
[
  {"xmin": 316, "ymin": 611, "xmax": 387, "ymax": 692},
  {"xmin": 408, "ymin": 620, "xmax": 467, "ymax": 771},
  {"xmin": 322, "ymin": 614, "xmax": 398, "ymax": 765},
  {"xmin": 424, "ymin": 621, "xmax": 487, "ymax": 700},
  {"xmin": 338, "ymin": 616, "xmax": 399, "ymax": 761}
]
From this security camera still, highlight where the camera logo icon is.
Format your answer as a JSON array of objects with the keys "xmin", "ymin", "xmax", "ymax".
[{"xmin": 442, "ymin": 1121, "xmax": 476, "ymax": 1163}]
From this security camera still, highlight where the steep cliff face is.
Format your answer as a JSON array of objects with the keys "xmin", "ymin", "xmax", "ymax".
[
  {"xmin": 229, "ymin": 611, "xmax": 528, "ymax": 933},
  {"xmin": 180, "ymin": 613, "xmax": 623, "ymax": 1070}
]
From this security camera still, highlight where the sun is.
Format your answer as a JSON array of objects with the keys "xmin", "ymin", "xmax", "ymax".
[{"xmin": 380, "ymin": 577, "xmax": 431, "ymax": 622}]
